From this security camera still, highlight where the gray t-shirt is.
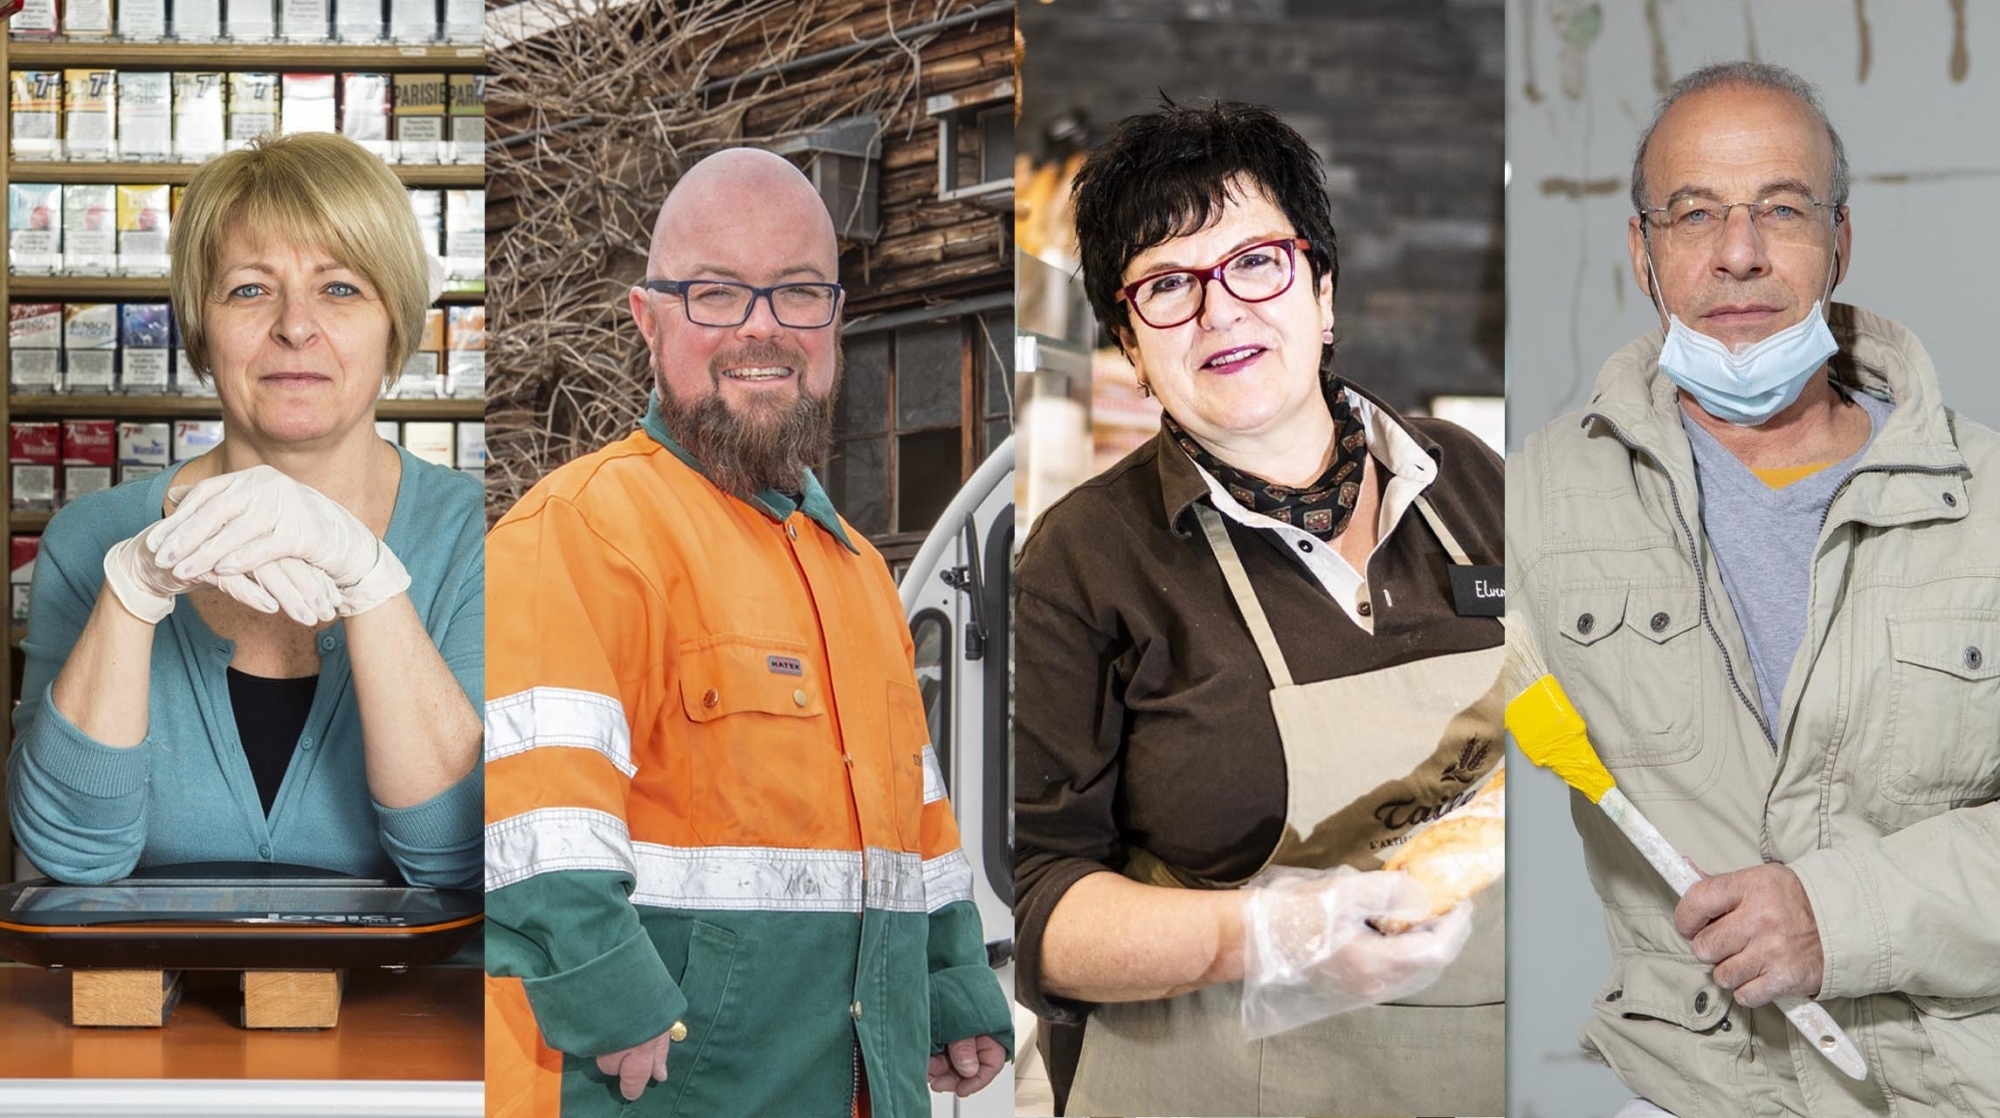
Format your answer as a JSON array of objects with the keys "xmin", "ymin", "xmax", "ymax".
[{"xmin": 1681, "ymin": 389, "xmax": 1895, "ymax": 734}]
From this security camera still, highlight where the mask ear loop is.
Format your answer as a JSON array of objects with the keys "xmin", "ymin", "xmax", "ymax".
[{"xmin": 1640, "ymin": 222, "xmax": 1673, "ymax": 328}]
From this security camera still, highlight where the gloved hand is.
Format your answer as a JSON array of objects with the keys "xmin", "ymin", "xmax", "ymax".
[
  {"xmin": 144, "ymin": 464, "xmax": 409, "ymax": 617},
  {"xmin": 1240, "ymin": 864, "xmax": 1474, "ymax": 1039},
  {"xmin": 103, "ymin": 531, "xmax": 340, "ymax": 628}
]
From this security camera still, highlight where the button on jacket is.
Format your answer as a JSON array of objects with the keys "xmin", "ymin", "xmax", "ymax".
[
  {"xmin": 1509, "ymin": 305, "xmax": 2000, "ymax": 1116},
  {"xmin": 483, "ymin": 395, "xmax": 1011, "ymax": 1118}
]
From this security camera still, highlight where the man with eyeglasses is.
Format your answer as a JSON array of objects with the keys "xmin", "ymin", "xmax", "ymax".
[
  {"xmin": 1511, "ymin": 61, "xmax": 2000, "ymax": 1118},
  {"xmin": 482, "ymin": 147, "xmax": 1012, "ymax": 1118}
]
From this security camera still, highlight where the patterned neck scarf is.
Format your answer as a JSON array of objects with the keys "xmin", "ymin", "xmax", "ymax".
[{"xmin": 1167, "ymin": 379, "xmax": 1370, "ymax": 541}]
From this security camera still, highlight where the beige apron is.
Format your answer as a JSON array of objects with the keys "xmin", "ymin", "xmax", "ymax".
[{"xmin": 1065, "ymin": 497, "xmax": 1506, "ymax": 1118}]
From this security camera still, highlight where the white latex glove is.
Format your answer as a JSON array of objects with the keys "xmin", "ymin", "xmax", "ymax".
[
  {"xmin": 144, "ymin": 464, "xmax": 409, "ymax": 617},
  {"xmin": 103, "ymin": 532, "xmax": 339, "ymax": 628},
  {"xmin": 1240, "ymin": 864, "xmax": 1475, "ymax": 1038}
]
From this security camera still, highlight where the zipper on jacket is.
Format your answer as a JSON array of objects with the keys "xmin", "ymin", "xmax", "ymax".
[
  {"xmin": 1586, "ymin": 411, "xmax": 1775, "ymax": 751},
  {"xmin": 850, "ymin": 1039, "xmax": 860, "ymax": 1118}
]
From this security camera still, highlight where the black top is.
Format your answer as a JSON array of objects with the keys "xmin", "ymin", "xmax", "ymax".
[
  {"xmin": 1010, "ymin": 382, "xmax": 1505, "ymax": 1024},
  {"xmin": 226, "ymin": 667, "xmax": 319, "ymax": 816}
]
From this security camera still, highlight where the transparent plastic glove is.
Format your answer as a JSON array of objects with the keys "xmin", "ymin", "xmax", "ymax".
[
  {"xmin": 145, "ymin": 464, "xmax": 409, "ymax": 617},
  {"xmin": 102, "ymin": 532, "xmax": 199, "ymax": 624},
  {"xmin": 1240, "ymin": 864, "xmax": 1475, "ymax": 1039}
]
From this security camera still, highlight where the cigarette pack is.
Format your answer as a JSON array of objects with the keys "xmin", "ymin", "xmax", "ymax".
[
  {"xmin": 10, "ymin": 71, "xmax": 63, "ymax": 161},
  {"xmin": 340, "ymin": 72, "xmax": 390, "ymax": 157},
  {"xmin": 407, "ymin": 188, "xmax": 442, "ymax": 258},
  {"xmin": 394, "ymin": 305, "xmax": 444, "ymax": 397},
  {"xmin": 227, "ymin": 72, "xmax": 280, "ymax": 148},
  {"xmin": 401, "ymin": 421, "xmax": 453, "ymax": 467},
  {"xmin": 12, "ymin": 536, "xmax": 40, "ymax": 624},
  {"xmin": 444, "ymin": 188, "xmax": 483, "ymax": 283},
  {"xmin": 455, "ymin": 420, "xmax": 484, "ymax": 471},
  {"xmin": 119, "ymin": 0, "xmax": 167, "ymax": 39},
  {"xmin": 117, "ymin": 421, "xmax": 171, "ymax": 465},
  {"xmin": 391, "ymin": 72, "xmax": 444, "ymax": 163},
  {"xmin": 64, "ymin": 0, "xmax": 113, "ymax": 37},
  {"xmin": 374, "ymin": 419, "xmax": 399, "ymax": 443},
  {"xmin": 121, "ymin": 303, "xmax": 173, "ymax": 392},
  {"xmin": 279, "ymin": 72, "xmax": 336, "ymax": 135},
  {"xmin": 174, "ymin": 0, "xmax": 222, "ymax": 39},
  {"xmin": 226, "ymin": 0, "xmax": 276, "ymax": 40},
  {"xmin": 446, "ymin": 72, "xmax": 482, "ymax": 164},
  {"xmin": 9, "ymin": 304, "xmax": 62, "ymax": 393},
  {"xmin": 387, "ymin": 0, "xmax": 433, "ymax": 41},
  {"xmin": 63, "ymin": 303, "xmax": 119, "ymax": 392},
  {"xmin": 120, "ymin": 463, "xmax": 165, "ymax": 484},
  {"xmin": 173, "ymin": 420, "xmax": 223, "ymax": 461},
  {"xmin": 176, "ymin": 349, "xmax": 218, "ymax": 396},
  {"xmin": 336, "ymin": 0, "xmax": 382, "ymax": 39},
  {"xmin": 117, "ymin": 72, "xmax": 173, "ymax": 161},
  {"xmin": 446, "ymin": 304, "xmax": 484, "ymax": 397},
  {"xmin": 442, "ymin": 0, "xmax": 475, "ymax": 42},
  {"xmin": 281, "ymin": 0, "xmax": 329, "ymax": 41},
  {"xmin": 61, "ymin": 419, "xmax": 115, "ymax": 503},
  {"xmin": 9, "ymin": 183, "xmax": 62, "ymax": 273},
  {"xmin": 63, "ymin": 183, "xmax": 117, "ymax": 275},
  {"xmin": 117, "ymin": 184, "xmax": 171, "ymax": 275},
  {"xmin": 173, "ymin": 72, "xmax": 227, "ymax": 161},
  {"xmin": 62, "ymin": 69, "xmax": 116, "ymax": 162},
  {"xmin": 10, "ymin": 423, "xmax": 59, "ymax": 509},
  {"xmin": 10, "ymin": 0, "xmax": 58, "ymax": 37}
]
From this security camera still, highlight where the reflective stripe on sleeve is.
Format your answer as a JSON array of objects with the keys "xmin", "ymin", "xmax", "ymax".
[
  {"xmin": 920, "ymin": 745, "xmax": 947, "ymax": 804},
  {"xmin": 484, "ymin": 687, "xmax": 637, "ymax": 778},
  {"xmin": 922, "ymin": 847, "xmax": 974, "ymax": 912},
  {"xmin": 626, "ymin": 844, "xmax": 940, "ymax": 914},
  {"xmin": 486, "ymin": 806, "xmax": 636, "ymax": 891}
]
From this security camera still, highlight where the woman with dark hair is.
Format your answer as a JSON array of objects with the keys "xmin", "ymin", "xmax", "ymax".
[{"xmin": 1013, "ymin": 101, "xmax": 1505, "ymax": 1115}]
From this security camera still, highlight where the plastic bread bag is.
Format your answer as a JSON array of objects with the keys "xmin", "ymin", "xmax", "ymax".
[{"xmin": 1239, "ymin": 863, "xmax": 1474, "ymax": 1040}]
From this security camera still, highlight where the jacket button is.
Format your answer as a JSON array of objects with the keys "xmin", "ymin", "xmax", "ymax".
[
  {"xmin": 668, "ymin": 1020, "xmax": 688, "ymax": 1043},
  {"xmin": 1357, "ymin": 601, "xmax": 1372, "ymax": 617},
  {"xmin": 1296, "ymin": 539, "xmax": 1312, "ymax": 553},
  {"xmin": 1694, "ymin": 991, "xmax": 1710, "ymax": 1013},
  {"xmin": 850, "ymin": 1000, "xmax": 863, "ymax": 1020},
  {"xmin": 1719, "ymin": 1017, "xmax": 1733, "ymax": 1032},
  {"xmin": 1604, "ymin": 989, "xmax": 1622, "ymax": 1002},
  {"xmin": 702, "ymin": 688, "xmax": 720, "ymax": 708},
  {"xmin": 792, "ymin": 689, "xmax": 808, "ymax": 707},
  {"xmin": 1650, "ymin": 612, "xmax": 1669, "ymax": 632},
  {"xmin": 1576, "ymin": 612, "xmax": 1595, "ymax": 635},
  {"xmin": 1967, "ymin": 646, "xmax": 1984, "ymax": 671},
  {"xmin": 1943, "ymin": 491, "xmax": 1958, "ymax": 508},
  {"xmin": 787, "ymin": 522, "xmax": 799, "ymax": 539},
  {"xmin": 258, "ymin": 844, "xmax": 272, "ymax": 859}
]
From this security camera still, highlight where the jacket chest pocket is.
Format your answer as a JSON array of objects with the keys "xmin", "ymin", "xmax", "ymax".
[
  {"xmin": 1876, "ymin": 611, "xmax": 2000, "ymax": 809},
  {"xmin": 677, "ymin": 634, "xmax": 833, "ymax": 844},
  {"xmin": 1554, "ymin": 583, "xmax": 1704, "ymax": 767}
]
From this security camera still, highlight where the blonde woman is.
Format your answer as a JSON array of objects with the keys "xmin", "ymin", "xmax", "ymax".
[{"xmin": 7, "ymin": 132, "xmax": 482, "ymax": 887}]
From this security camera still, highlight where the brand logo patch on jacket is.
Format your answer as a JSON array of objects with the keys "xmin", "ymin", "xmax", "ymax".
[{"xmin": 767, "ymin": 655, "xmax": 804, "ymax": 676}]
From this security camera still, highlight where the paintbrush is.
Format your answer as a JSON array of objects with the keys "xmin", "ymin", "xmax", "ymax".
[{"xmin": 1501, "ymin": 615, "xmax": 1868, "ymax": 1081}]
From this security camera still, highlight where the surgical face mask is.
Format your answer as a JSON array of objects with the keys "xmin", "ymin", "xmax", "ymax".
[{"xmin": 1645, "ymin": 247, "xmax": 1839, "ymax": 426}]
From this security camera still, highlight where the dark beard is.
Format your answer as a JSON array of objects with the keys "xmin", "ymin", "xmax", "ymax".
[{"xmin": 653, "ymin": 350, "xmax": 839, "ymax": 500}]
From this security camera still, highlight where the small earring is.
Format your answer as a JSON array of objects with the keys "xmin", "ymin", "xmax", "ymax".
[{"xmin": 1321, "ymin": 329, "xmax": 1335, "ymax": 345}]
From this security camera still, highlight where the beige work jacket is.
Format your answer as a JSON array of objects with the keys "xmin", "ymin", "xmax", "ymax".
[{"xmin": 1509, "ymin": 304, "xmax": 2000, "ymax": 1116}]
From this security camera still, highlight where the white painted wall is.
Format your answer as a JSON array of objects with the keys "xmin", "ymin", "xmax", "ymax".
[{"xmin": 1505, "ymin": 4, "xmax": 2000, "ymax": 1115}]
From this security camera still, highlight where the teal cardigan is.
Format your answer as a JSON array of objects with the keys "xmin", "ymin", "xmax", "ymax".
[{"xmin": 6, "ymin": 446, "xmax": 483, "ymax": 888}]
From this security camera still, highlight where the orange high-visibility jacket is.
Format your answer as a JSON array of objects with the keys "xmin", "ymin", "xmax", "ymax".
[{"xmin": 483, "ymin": 402, "xmax": 1010, "ymax": 1118}]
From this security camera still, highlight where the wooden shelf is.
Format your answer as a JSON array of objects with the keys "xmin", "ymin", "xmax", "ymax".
[
  {"xmin": 7, "ymin": 160, "xmax": 484, "ymax": 187},
  {"xmin": 7, "ymin": 275, "xmax": 484, "ymax": 301},
  {"xmin": 8, "ymin": 40, "xmax": 484, "ymax": 70},
  {"xmin": 10, "ymin": 513, "xmax": 47, "ymax": 533},
  {"xmin": 7, "ymin": 394, "xmax": 481, "ymax": 419}
]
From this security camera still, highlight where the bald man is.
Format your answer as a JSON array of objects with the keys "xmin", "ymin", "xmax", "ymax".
[{"xmin": 483, "ymin": 148, "xmax": 1012, "ymax": 1118}]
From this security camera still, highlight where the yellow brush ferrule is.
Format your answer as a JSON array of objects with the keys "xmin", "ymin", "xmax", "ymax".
[{"xmin": 1503, "ymin": 673, "xmax": 1616, "ymax": 803}]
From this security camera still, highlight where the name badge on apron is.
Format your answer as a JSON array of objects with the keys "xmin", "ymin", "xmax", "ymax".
[{"xmin": 1448, "ymin": 565, "xmax": 1504, "ymax": 617}]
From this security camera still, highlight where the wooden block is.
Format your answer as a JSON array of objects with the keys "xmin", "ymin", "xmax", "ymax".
[
  {"xmin": 71, "ymin": 969, "xmax": 184, "ymax": 1027},
  {"xmin": 240, "ymin": 969, "xmax": 344, "ymax": 1029}
]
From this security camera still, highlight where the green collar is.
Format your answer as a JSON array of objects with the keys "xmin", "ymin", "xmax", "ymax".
[{"xmin": 641, "ymin": 392, "xmax": 858, "ymax": 554}]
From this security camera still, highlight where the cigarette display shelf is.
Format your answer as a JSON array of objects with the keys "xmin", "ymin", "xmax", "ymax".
[
  {"xmin": 0, "ymin": 36, "xmax": 487, "ymax": 887},
  {"xmin": 10, "ymin": 41, "xmax": 484, "ymax": 72},
  {"xmin": 10, "ymin": 160, "xmax": 482, "ymax": 187}
]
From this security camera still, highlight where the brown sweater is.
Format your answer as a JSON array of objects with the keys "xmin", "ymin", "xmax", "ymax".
[{"xmin": 1011, "ymin": 385, "xmax": 1504, "ymax": 1024}]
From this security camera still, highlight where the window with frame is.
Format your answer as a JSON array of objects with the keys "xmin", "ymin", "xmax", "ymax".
[{"xmin": 825, "ymin": 308, "xmax": 1013, "ymax": 561}]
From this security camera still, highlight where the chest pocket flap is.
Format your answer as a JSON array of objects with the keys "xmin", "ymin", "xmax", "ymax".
[
  {"xmin": 1559, "ymin": 586, "xmax": 1629, "ymax": 647},
  {"xmin": 1627, "ymin": 588, "xmax": 1699, "ymax": 645},
  {"xmin": 1887, "ymin": 613, "xmax": 2000, "ymax": 682},
  {"xmin": 678, "ymin": 636, "xmax": 825, "ymax": 722}
]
